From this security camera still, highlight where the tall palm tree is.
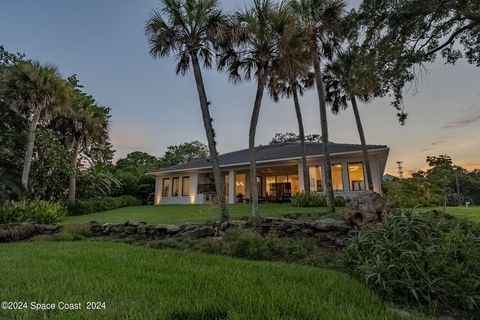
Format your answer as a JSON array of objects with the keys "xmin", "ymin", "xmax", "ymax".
[
  {"xmin": 267, "ymin": 25, "xmax": 313, "ymax": 191},
  {"xmin": 60, "ymin": 93, "xmax": 108, "ymax": 201},
  {"xmin": 218, "ymin": 0, "xmax": 293, "ymax": 217},
  {"xmin": 324, "ymin": 48, "xmax": 379, "ymax": 191},
  {"xmin": 0, "ymin": 61, "xmax": 71, "ymax": 191},
  {"xmin": 145, "ymin": 0, "xmax": 229, "ymax": 221},
  {"xmin": 290, "ymin": 0, "xmax": 345, "ymax": 212},
  {"xmin": 269, "ymin": 75, "xmax": 314, "ymax": 192}
]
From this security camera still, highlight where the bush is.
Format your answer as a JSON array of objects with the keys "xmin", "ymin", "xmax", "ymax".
[
  {"xmin": 292, "ymin": 192, "xmax": 349, "ymax": 207},
  {"xmin": 343, "ymin": 210, "xmax": 480, "ymax": 314},
  {"xmin": 382, "ymin": 178, "xmax": 442, "ymax": 207},
  {"xmin": 193, "ymin": 229, "xmax": 337, "ymax": 267},
  {"xmin": 64, "ymin": 195, "xmax": 141, "ymax": 216},
  {"xmin": 291, "ymin": 191, "xmax": 327, "ymax": 207},
  {"xmin": 0, "ymin": 200, "xmax": 65, "ymax": 224}
]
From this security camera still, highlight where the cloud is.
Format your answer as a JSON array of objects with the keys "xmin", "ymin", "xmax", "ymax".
[
  {"xmin": 419, "ymin": 139, "xmax": 446, "ymax": 152},
  {"xmin": 444, "ymin": 105, "xmax": 480, "ymax": 129}
]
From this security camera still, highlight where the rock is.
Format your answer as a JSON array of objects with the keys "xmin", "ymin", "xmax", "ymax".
[
  {"xmin": 310, "ymin": 218, "xmax": 348, "ymax": 232},
  {"xmin": 123, "ymin": 226, "xmax": 137, "ymax": 235},
  {"xmin": 42, "ymin": 224, "xmax": 60, "ymax": 234},
  {"xmin": 301, "ymin": 228, "xmax": 314, "ymax": 235},
  {"xmin": 180, "ymin": 226, "xmax": 215, "ymax": 239},
  {"xmin": 154, "ymin": 224, "xmax": 180, "ymax": 235},
  {"xmin": 345, "ymin": 192, "xmax": 391, "ymax": 229}
]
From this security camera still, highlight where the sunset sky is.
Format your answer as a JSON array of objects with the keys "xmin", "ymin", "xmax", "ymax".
[{"xmin": 1, "ymin": 0, "xmax": 479, "ymax": 176}]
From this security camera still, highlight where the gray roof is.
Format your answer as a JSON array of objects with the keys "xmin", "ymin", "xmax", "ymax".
[{"xmin": 152, "ymin": 142, "xmax": 387, "ymax": 173}]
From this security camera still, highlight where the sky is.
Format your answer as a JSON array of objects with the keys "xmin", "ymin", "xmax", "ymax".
[{"xmin": 1, "ymin": 0, "xmax": 479, "ymax": 176}]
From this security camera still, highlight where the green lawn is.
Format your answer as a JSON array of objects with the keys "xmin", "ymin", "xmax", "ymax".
[
  {"xmin": 64, "ymin": 204, "xmax": 329, "ymax": 225},
  {"xmin": 63, "ymin": 203, "xmax": 480, "ymax": 226},
  {"xmin": 0, "ymin": 241, "xmax": 425, "ymax": 320},
  {"xmin": 416, "ymin": 205, "xmax": 480, "ymax": 224}
]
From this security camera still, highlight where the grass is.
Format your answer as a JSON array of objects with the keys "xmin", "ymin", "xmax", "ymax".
[
  {"xmin": 0, "ymin": 241, "xmax": 426, "ymax": 320},
  {"xmin": 63, "ymin": 204, "xmax": 331, "ymax": 225},
  {"xmin": 63, "ymin": 203, "xmax": 480, "ymax": 226},
  {"xmin": 415, "ymin": 205, "xmax": 480, "ymax": 224}
]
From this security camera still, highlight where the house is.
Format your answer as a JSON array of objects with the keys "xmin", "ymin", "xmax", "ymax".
[
  {"xmin": 149, "ymin": 142, "xmax": 389, "ymax": 205},
  {"xmin": 382, "ymin": 174, "xmax": 397, "ymax": 182}
]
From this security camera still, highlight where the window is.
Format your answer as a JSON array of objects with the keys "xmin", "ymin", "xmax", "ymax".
[
  {"xmin": 331, "ymin": 164, "xmax": 344, "ymax": 191},
  {"xmin": 308, "ymin": 165, "xmax": 323, "ymax": 192},
  {"xmin": 235, "ymin": 174, "xmax": 246, "ymax": 196},
  {"xmin": 348, "ymin": 162, "xmax": 365, "ymax": 191},
  {"xmin": 162, "ymin": 178, "xmax": 171, "ymax": 197},
  {"xmin": 265, "ymin": 175, "xmax": 297, "ymax": 198},
  {"xmin": 182, "ymin": 176, "xmax": 190, "ymax": 196},
  {"xmin": 172, "ymin": 177, "xmax": 180, "ymax": 197}
]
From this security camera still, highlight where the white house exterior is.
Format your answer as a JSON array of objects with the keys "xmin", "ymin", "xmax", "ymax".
[{"xmin": 149, "ymin": 142, "xmax": 389, "ymax": 205}]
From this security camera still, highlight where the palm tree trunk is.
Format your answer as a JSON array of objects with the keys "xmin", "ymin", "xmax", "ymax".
[
  {"xmin": 351, "ymin": 97, "xmax": 374, "ymax": 191},
  {"xmin": 68, "ymin": 138, "xmax": 81, "ymax": 201},
  {"xmin": 292, "ymin": 87, "xmax": 310, "ymax": 192},
  {"xmin": 249, "ymin": 70, "xmax": 266, "ymax": 218},
  {"xmin": 21, "ymin": 109, "xmax": 41, "ymax": 192},
  {"xmin": 312, "ymin": 51, "xmax": 335, "ymax": 212},
  {"xmin": 191, "ymin": 54, "xmax": 228, "ymax": 221}
]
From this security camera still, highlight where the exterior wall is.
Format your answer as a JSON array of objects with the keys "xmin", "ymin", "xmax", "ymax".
[
  {"xmin": 155, "ymin": 173, "xmax": 203, "ymax": 205},
  {"xmin": 152, "ymin": 149, "xmax": 388, "ymax": 205}
]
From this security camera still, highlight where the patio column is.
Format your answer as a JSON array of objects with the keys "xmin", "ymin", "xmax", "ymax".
[
  {"xmin": 228, "ymin": 169, "xmax": 235, "ymax": 204},
  {"xmin": 297, "ymin": 161, "xmax": 305, "ymax": 192},
  {"xmin": 189, "ymin": 173, "xmax": 198, "ymax": 204},
  {"xmin": 154, "ymin": 176, "xmax": 162, "ymax": 205},
  {"xmin": 341, "ymin": 161, "xmax": 349, "ymax": 192}
]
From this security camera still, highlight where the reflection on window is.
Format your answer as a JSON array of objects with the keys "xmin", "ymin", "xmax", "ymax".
[
  {"xmin": 172, "ymin": 177, "xmax": 180, "ymax": 197},
  {"xmin": 308, "ymin": 165, "xmax": 323, "ymax": 192},
  {"xmin": 162, "ymin": 178, "xmax": 170, "ymax": 197},
  {"xmin": 235, "ymin": 174, "xmax": 246, "ymax": 196},
  {"xmin": 182, "ymin": 176, "xmax": 190, "ymax": 196},
  {"xmin": 331, "ymin": 164, "xmax": 343, "ymax": 191},
  {"xmin": 348, "ymin": 162, "xmax": 365, "ymax": 191}
]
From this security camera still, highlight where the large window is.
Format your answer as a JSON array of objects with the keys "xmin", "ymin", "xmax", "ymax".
[
  {"xmin": 331, "ymin": 164, "xmax": 344, "ymax": 191},
  {"xmin": 182, "ymin": 176, "xmax": 190, "ymax": 196},
  {"xmin": 309, "ymin": 165, "xmax": 323, "ymax": 192},
  {"xmin": 348, "ymin": 162, "xmax": 365, "ymax": 191},
  {"xmin": 265, "ymin": 175, "xmax": 298, "ymax": 198},
  {"xmin": 172, "ymin": 177, "xmax": 180, "ymax": 197},
  {"xmin": 162, "ymin": 178, "xmax": 171, "ymax": 197},
  {"xmin": 235, "ymin": 174, "xmax": 246, "ymax": 196}
]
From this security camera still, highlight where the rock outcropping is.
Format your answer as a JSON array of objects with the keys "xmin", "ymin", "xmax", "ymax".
[{"xmin": 344, "ymin": 192, "xmax": 391, "ymax": 229}]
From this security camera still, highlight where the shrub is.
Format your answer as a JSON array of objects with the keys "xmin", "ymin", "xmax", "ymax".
[
  {"xmin": 292, "ymin": 192, "xmax": 349, "ymax": 207},
  {"xmin": 291, "ymin": 191, "xmax": 327, "ymax": 207},
  {"xmin": 343, "ymin": 210, "xmax": 480, "ymax": 313},
  {"xmin": 192, "ymin": 229, "xmax": 337, "ymax": 267},
  {"xmin": 64, "ymin": 195, "xmax": 141, "ymax": 216},
  {"xmin": 0, "ymin": 200, "xmax": 65, "ymax": 224},
  {"xmin": 24, "ymin": 200, "xmax": 66, "ymax": 224},
  {"xmin": 382, "ymin": 178, "xmax": 442, "ymax": 208}
]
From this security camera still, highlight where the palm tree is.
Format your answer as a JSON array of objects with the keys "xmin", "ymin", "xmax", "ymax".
[
  {"xmin": 324, "ymin": 48, "xmax": 379, "ymax": 191},
  {"xmin": 65, "ymin": 95, "xmax": 108, "ymax": 201},
  {"xmin": 218, "ymin": 0, "xmax": 293, "ymax": 217},
  {"xmin": 267, "ymin": 25, "xmax": 313, "ymax": 191},
  {"xmin": 290, "ymin": 0, "xmax": 345, "ymax": 212},
  {"xmin": 145, "ymin": 0, "xmax": 229, "ymax": 221},
  {"xmin": 0, "ymin": 61, "xmax": 71, "ymax": 191}
]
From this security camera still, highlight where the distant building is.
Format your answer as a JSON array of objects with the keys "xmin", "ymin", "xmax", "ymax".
[{"xmin": 382, "ymin": 174, "xmax": 397, "ymax": 182}]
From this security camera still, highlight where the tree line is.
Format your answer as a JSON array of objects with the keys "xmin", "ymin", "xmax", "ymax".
[
  {"xmin": 145, "ymin": 0, "xmax": 479, "ymax": 221},
  {"xmin": 0, "ymin": 44, "xmax": 211, "ymax": 203}
]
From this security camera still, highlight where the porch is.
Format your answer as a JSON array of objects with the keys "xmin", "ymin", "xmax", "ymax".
[{"xmin": 154, "ymin": 157, "xmax": 378, "ymax": 205}]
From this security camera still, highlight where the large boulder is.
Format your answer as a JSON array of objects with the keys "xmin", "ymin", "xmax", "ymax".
[{"xmin": 345, "ymin": 192, "xmax": 391, "ymax": 229}]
